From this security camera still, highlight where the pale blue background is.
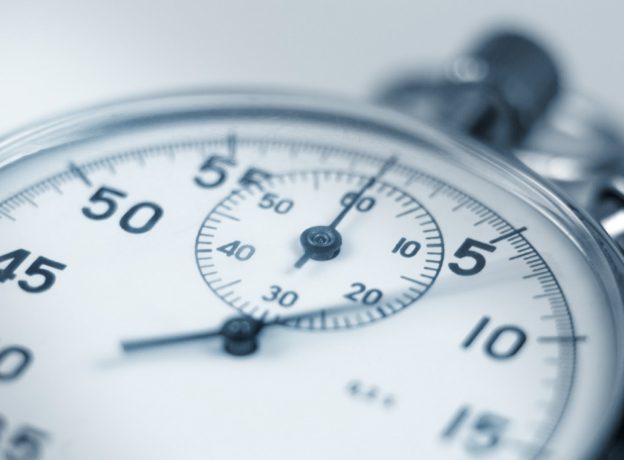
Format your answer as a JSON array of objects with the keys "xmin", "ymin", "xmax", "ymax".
[{"xmin": 1, "ymin": 0, "xmax": 622, "ymax": 133}]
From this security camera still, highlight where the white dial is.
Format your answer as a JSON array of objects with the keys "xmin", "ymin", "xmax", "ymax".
[{"xmin": 0, "ymin": 93, "xmax": 622, "ymax": 460}]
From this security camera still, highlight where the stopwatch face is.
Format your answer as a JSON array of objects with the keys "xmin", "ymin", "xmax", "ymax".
[{"xmin": 1, "ymin": 92, "xmax": 623, "ymax": 460}]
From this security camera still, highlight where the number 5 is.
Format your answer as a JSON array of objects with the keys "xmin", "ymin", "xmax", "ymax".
[{"xmin": 448, "ymin": 238, "xmax": 496, "ymax": 276}]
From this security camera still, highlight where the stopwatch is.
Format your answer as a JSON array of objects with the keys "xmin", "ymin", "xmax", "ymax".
[{"xmin": 1, "ymin": 31, "xmax": 624, "ymax": 460}]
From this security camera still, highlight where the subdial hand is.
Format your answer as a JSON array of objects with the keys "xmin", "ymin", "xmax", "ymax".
[{"xmin": 294, "ymin": 156, "xmax": 397, "ymax": 268}]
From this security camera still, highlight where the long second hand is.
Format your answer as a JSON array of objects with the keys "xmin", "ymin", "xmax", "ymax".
[
  {"xmin": 120, "ymin": 296, "xmax": 397, "ymax": 354},
  {"xmin": 121, "ymin": 329, "xmax": 224, "ymax": 352}
]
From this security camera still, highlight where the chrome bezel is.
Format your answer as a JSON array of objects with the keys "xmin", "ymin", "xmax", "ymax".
[{"xmin": 1, "ymin": 89, "xmax": 623, "ymax": 459}]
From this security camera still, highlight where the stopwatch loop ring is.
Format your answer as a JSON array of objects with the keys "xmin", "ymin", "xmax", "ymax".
[
  {"xmin": 377, "ymin": 30, "xmax": 560, "ymax": 148},
  {"xmin": 378, "ymin": 29, "xmax": 624, "ymax": 246}
]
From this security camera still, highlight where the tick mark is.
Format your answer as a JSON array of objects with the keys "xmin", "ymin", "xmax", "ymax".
[
  {"xmin": 213, "ymin": 211, "xmax": 240, "ymax": 222},
  {"xmin": 215, "ymin": 279, "xmax": 242, "ymax": 291},
  {"xmin": 400, "ymin": 275, "xmax": 429, "ymax": 288},
  {"xmin": 537, "ymin": 335, "xmax": 587, "ymax": 343},
  {"xmin": 312, "ymin": 172, "xmax": 320, "ymax": 190},
  {"xmin": 227, "ymin": 134, "xmax": 237, "ymax": 158},
  {"xmin": 429, "ymin": 185, "xmax": 444, "ymax": 198},
  {"xmin": 395, "ymin": 207, "xmax": 422, "ymax": 218},
  {"xmin": 490, "ymin": 227, "xmax": 528, "ymax": 244},
  {"xmin": 69, "ymin": 162, "xmax": 92, "ymax": 187},
  {"xmin": 0, "ymin": 209, "xmax": 16, "ymax": 221},
  {"xmin": 452, "ymin": 200, "xmax": 468, "ymax": 212}
]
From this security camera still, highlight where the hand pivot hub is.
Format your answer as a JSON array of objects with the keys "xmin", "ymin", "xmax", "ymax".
[
  {"xmin": 220, "ymin": 317, "xmax": 263, "ymax": 356},
  {"xmin": 299, "ymin": 225, "xmax": 342, "ymax": 262}
]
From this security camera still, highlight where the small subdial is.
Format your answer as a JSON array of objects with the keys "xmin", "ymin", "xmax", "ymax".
[{"xmin": 195, "ymin": 170, "xmax": 444, "ymax": 330}]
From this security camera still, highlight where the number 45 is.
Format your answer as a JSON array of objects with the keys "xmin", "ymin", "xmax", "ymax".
[{"xmin": 0, "ymin": 249, "xmax": 66, "ymax": 293}]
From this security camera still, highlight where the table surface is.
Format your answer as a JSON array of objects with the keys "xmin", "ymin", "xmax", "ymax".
[{"xmin": 1, "ymin": 0, "xmax": 622, "ymax": 135}]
